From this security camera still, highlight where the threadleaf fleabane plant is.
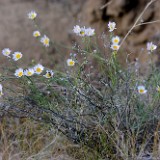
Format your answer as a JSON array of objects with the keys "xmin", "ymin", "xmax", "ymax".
[
  {"xmin": 34, "ymin": 64, "xmax": 44, "ymax": 74},
  {"xmin": 138, "ymin": 85, "xmax": 147, "ymax": 94},
  {"xmin": 108, "ymin": 21, "xmax": 116, "ymax": 32},
  {"xmin": 14, "ymin": 68, "xmax": 24, "ymax": 78},
  {"xmin": 67, "ymin": 59, "xmax": 75, "ymax": 66},
  {"xmin": 110, "ymin": 35, "xmax": 121, "ymax": 51},
  {"xmin": 112, "ymin": 36, "xmax": 120, "ymax": 44},
  {"xmin": 110, "ymin": 44, "xmax": 120, "ymax": 51},
  {"xmin": 73, "ymin": 25, "xmax": 95, "ymax": 37},
  {"xmin": 2, "ymin": 48, "xmax": 11, "ymax": 58},
  {"xmin": 147, "ymin": 42, "xmax": 157, "ymax": 53},
  {"xmin": 0, "ymin": 10, "xmax": 160, "ymax": 160},
  {"xmin": 40, "ymin": 35, "xmax": 50, "ymax": 47},
  {"xmin": 33, "ymin": 30, "xmax": 41, "ymax": 38},
  {"xmin": 43, "ymin": 70, "xmax": 54, "ymax": 78},
  {"xmin": 12, "ymin": 51, "xmax": 23, "ymax": 61},
  {"xmin": 24, "ymin": 68, "xmax": 35, "ymax": 76},
  {"xmin": 28, "ymin": 11, "xmax": 37, "ymax": 20}
]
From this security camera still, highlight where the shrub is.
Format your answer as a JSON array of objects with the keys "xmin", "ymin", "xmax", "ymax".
[{"xmin": 0, "ymin": 9, "xmax": 159, "ymax": 160}]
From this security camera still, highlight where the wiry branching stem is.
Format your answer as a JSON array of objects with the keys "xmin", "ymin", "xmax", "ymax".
[
  {"xmin": 119, "ymin": 0, "xmax": 158, "ymax": 49},
  {"xmin": 135, "ymin": 19, "xmax": 160, "ymax": 27}
]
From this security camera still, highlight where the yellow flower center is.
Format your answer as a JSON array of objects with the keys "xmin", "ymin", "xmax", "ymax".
[
  {"xmin": 80, "ymin": 31, "xmax": 85, "ymax": 35},
  {"xmin": 0, "ymin": 91, "xmax": 3, "ymax": 97},
  {"xmin": 114, "ymin": 39, "xmax": 118, "ymax": 43},
  {"xmin": 36, "ymin": 68, "xmax": 42, "ymax": 73},
  {"xmin": 18, "ymin": 72, "xmax": 23, "ymax": 77},
  {"xmin": 44, "ymin": 38, "xmax": 49, "ymax": 45},
  {"xmin": 113, "ymin": 45, "xmax": 118, "ymax": 50},
  {"xmin": 151, "ymin": 46, "xmax": 154, "ymax": 51},
  {"xmin": 31, "ymin": 14, "xmax": 36, "ymax": 19},
  {"xmin": 6, "ymin": 51, "xmax": 10, "ymax": 55},
  {"xmin": 16, "ymin": 54, "xmax": 21, "ymax": 59},
  {"xmin": 34, "ymin": 32, "xmax": 40, "ymax": 37},
  {"xmin": 110, "ymin": 26, "xmax": 113, "ymax": 29},
  {"xmin": 27, "ymin": 71, "xmax": 32, "ymax": 76},
  {"xmin": 139, "ymin": 89, "xmax": 144, "ymax": 93},
  {"xmin": 69, "ymin": 61, "xmax": 75, "ymax": 66},
  {"xmin": 46, "ymin": 72, "xmax": 51, "ymax": 78}
]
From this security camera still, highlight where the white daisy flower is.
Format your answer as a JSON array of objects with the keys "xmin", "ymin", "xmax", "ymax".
[
  {"xmin": 0, "ymin": 84, "xmax": 3, "ymax": 97},
  {"xmin": 147, "ymin": 42, "xmax": 157, "ymax": 52},
  {"xmin": 85, "ymin": 28, "xmax": 95, "ymax": 37},
  {"xmin": 138, "ymin": 85, "xmax": 147, "ymax": 94},
  {"xmin": 34, "ymin": 64, "xmax": 44, "ymax": 74},
  {"xmin": 73, "ymin": 25, "xmax": 81, "ymax": 35},
  {"xmin": 111, "ymin": 44, "xmax": 120, "ymax": 51},
  {"xmin": 24, "ymin": 68, "xmax": 34, "ymax": 76},
  {"xmin": 93, "ymin": 49, "xmax": 97, "ymax": 53},
  {"xmin": 40, "ymin": 35, "xmax": 50, "ymax": 47},
  {"xmin": 108, "ymin": 21, "xmax": 116, "ymax": 32},
  {"xmin": 14, "ymin": 68, "xmax": 24, "ymax": 78},
  {"xmin": 67, "ymin": 59, "xmax": 75, "ymax": 66},
  {"xmin": 33, "ymin": 30, "xmax": 41, "ymax": 37},
  {"xmin": 73, "ymin": 25, "xmax": 95, "ymax": 37},
  {"xmin": 156, "ymin": 86, "xmax": 160, "ymax": 92},
  {"xmin": 2, "ymin": 48, "xmax": 11, "ymax": 58},
  {"xmin": 43, "ymin": 70, "xmax": 54, "ymax": 78},
  {"xmin": 12, "ymin": 52, "xmax": 23, "ymax": 61},
  {"xmin": 112, "ymin": 36, "xmax": 120, "ymax": 44},
  {"xmin": 79, "ymin": 27, "xmax": 86, "ymax": 37},
  {"xmin": 28, "ymin": 11, "xmax": 37, "ymax": 20}
]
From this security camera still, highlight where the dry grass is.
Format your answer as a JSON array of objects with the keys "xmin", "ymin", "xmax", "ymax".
[
  {"xmin": 0, "ymin": 117, "xmax": 106, "ymax": 160},
  {"xmin": 0, "ymin": 117, "xmax": 78, "ymax": 160}
]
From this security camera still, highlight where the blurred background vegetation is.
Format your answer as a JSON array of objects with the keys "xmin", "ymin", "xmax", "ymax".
[{"xmin": 0, "ymin": 0, "xmax": 159, "ymax": 67}]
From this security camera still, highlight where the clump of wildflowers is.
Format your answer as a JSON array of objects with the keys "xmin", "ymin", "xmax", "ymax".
[
  {"xmin": 73, "ymin": 25, "xmax": 95, "ymax": 37},
  {"xmin": 28, "ymin": 11, "xmax": 37, "ymax": 20},
  {"xmin": 147, "ymin": 42, "xmax": 157, "ymax": 52},
  {"xmin": 138, "ymin": 85, "xmax": 147, "ymax": 94},
  {"xmin": 33, "ymin": 31, "xmax": 41, "ymax": 38},
  {"xmin": 67, "ymin": 59, "xmax": 75, "ymax": 67},
  {"xmin": 110, "ymin": 36, "xmax": 120, "ymax": 51},
  {"xmin": 24, "ymin": 68, "xmax": 35, "ymax": 76},
  {"xmin": 12, "ymin": 52, "xmax": 23, "ymax": 61},
  {"xmin": 34, "ymin": 64, "xmax": 44, "ymax": 74},
  {"xmin": 40, "ymin": 35, "xmax": 50, "ymax": 47},
  {"xmin": 43, "ymin": 70, "xmax": 54, "ymax": 78},
  {"xmin": 1, "ymin": 9, "xmax": 160, "ymax": 160},
  {"xmin": 108, "ymin": 21, "xmax": 116, "ymax": 32},
  {"xmin": 2, "ymin": 48, "xmax": 11, "ymax": 58},
  {"xmin": 15, "ymin": 68, "xmax": 24, "ymax": 78}
]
